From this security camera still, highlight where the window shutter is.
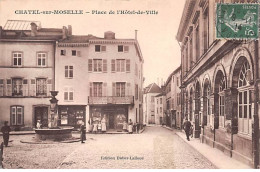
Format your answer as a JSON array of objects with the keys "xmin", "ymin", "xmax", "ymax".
[
  {"xmin": 111, "ymin": 59, "xmax": 115, "ymax": 72},
  {"xmin": 23, "ymin": 79, "xmax": 28, "ymax": 96},
  {"xmin": 6, "ymin": 79, "xmax": 12, "ymax": 96},
  {"xmin": 103, "ymin": 59, "xmax": 107, "ymax": 73},
  {"xmin": 112, "ymin": 82, "xmax": 116, "ymax": 96},
  {"xmin": 77, "ymin": 51, "xmax": 81, "ymax": 57},
  {"xmin": 127, "ymin": 83, "xmax": 131, "ymax": 96},
  {"xmin": 124, "ymin": 46, "xmax": 129, "ymax": 52},
  {"xmin": 101, "ymin": 46, "xmax": 106, "ymax": 52},
  {"xmin": 126, "ymin": 59, "xmax": 130, "ymax": 72},
  {"xmin": 11, "ymin": 106, "xmax": 16, "ymax": 125},
  {"xmin": 47, "ymin": 79, "xmax": 52, "ymax": 96},
  {"xmin": 103, "ymin": 82, "xmax": 107, "ymax": 96},
  {"xmin": 88, "ymin": 59, "xmax": 93, "ymax": 72},
  {"xmin": 0, "ymin": 79, "xmax": 4, "ymax": 96},
  {"xmin": 30, "ymin": 79, "xmax": 36, "ymax": 96},
  {"xmin": 89, "ymin": 82, "xmax": 93, "ymax": 97}
]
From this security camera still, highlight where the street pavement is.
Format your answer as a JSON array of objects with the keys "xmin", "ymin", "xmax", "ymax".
[{"xmin": 1, "ymin": 126, "xmax": 216, "ymax": 169}]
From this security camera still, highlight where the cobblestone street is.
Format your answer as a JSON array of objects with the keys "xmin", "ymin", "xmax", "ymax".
[{"xmin": 2, "ymin": 126, "xmax": 216, "ymax": 169}]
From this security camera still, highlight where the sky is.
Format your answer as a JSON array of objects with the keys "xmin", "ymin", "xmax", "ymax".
[{"xmin": 0, "ymin": 0, "xmax": 185, "ymax": 87}]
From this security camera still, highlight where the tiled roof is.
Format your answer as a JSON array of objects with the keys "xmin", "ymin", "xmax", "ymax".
[
  {"xmin": 3, "ymin": 20, "xmax": 41, "ymax": 30},
  {"xmin": 144, "ymin": 83, "xmax": 162, "ymax": 94}
]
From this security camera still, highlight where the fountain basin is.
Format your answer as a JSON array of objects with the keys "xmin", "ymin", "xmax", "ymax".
[{"xmin": 35, "ymin": 127, "xmax": 74, "ymax": 141}]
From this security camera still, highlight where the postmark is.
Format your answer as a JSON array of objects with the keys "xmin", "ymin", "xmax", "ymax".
[{"xmin": 216, "ymin": 3, "xmax": 259, "ymax": 39}]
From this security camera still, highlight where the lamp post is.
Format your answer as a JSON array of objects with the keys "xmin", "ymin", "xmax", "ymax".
[{"xmin": 49, "ymin": 91, "xmax": 59, "ymax": 128}]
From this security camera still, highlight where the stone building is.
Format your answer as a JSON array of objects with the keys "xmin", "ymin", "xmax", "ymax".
[
  {"xmin": 176, "ymin": 0, "xmax": 260, "ymax": 167},
  {"xmin": 154, "ymin": 90, "xmax": 166, "ymax": 125},
  {"xmin": 143, "ymin": 83, "xmax": 162, "ymax": 124},
  {"xmin": 0, "ymin": 20, "xmax": 67, "ymax": 129},
  {"xmin": 55, "ymin": 31, "xmax": 144, "ymax": 130},
  {"xmin": 164, "ymin": 66, "xmax": 182, "ymax": 129}
]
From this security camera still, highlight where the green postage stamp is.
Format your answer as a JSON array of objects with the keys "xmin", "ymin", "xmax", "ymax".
[{"xmin": 216, "ymin": 3, "xmax": 259, "ymax": 39}]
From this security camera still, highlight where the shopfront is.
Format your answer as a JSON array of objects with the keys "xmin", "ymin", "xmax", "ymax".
[
  {"xmin": 58, "ymin": 105, "xmax": 86, "ymax": 129},
  {"xmin": 89, "ymin": 105, "xmax": 128, "ymax": 131}
]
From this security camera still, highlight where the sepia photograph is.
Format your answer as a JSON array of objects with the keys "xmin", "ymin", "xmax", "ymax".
[{"xmin": 0, "ymin": 0, "xmax": 260, "ymax": 169}]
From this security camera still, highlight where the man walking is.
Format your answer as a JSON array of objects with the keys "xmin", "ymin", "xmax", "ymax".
[
  {"xmin": 80, "ymin": 122, "xmax": 86, "ymax": 143},
  {"xmin": 183, "ymin": 118, "xmax": 191, "ymax": 141},
  {"xmin": 1, "ymin": 121, "xmax": 11, "ymax": 147}
]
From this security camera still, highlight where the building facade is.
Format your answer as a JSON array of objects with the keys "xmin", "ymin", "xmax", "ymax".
[
  {"xmin": 0, "ymin": 20, "xmax": 64, "ymax": 130},
  {"xmin": 164, "ymin": 66, "xmax": 182, "ymax": 129},
  {"xmin": 154, "ymin": 92, "xmax": 166, "ymax": 125},
  {"xmin": 177, "ymin": 0, "xmax": 260, "ymax": 167},
  {"xmin": 55, "ymin": 31, "xmax": 144, "ymax": 130},
  {"xmin": 143, "ymin": 83, "xmax": 162, "ymax": 124}
]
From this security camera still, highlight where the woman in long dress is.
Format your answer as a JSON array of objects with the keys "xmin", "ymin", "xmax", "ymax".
[
  {"xmin": 128, "ymin": 119, "xmax": 133, "ymax": 134},
  {"xmin": 101, "ymin": 117, "xmax": 106, "ymax": 133}
]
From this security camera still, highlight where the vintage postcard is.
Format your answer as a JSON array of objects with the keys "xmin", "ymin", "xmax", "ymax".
[{"xmin": 0, "ymin": 0, "xmax": 259, "ymax": 169}]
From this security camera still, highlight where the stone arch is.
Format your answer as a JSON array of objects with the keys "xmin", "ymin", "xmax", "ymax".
[
  {"xmin": 229, "ymin": 48, "xmax": 254, "ymax": 135},
  {"xmin": 212, "ymin": 64, "xmax": 227, "ymax": 93},
  {"xmin": 202, "ymin": 77, "xmax": 211, "ymax": 126},
  {"xmin": 229, "ymin": 47, "xmax": 254, "ymax": 88}
]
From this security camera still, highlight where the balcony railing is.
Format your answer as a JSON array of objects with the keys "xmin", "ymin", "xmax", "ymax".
[{"xmin": 88, "ymin": 96, "xmax": 134, "ymax": 105}]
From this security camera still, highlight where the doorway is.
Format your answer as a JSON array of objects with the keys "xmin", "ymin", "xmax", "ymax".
[
  {"xmin": 35, "ymin": 107, "xmax": 48, "ymax": 127},
  {"xmin": 109, "ymin": 114, "xmax": 115, "ymax": 129}
]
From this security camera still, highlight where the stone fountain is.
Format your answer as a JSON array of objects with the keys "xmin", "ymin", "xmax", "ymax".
[{"xmin": 34, "ymin": 91, "xmax": 74, "ymax": 141}]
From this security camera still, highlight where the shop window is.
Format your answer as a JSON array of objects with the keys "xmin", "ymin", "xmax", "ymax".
[
  {"xmin": 37, "ymin": 52, "xmax": 47, "ymax": 67},
  {"xmin": 13, "ymin": 52, "xmax": 22, "ymax": 67},
  {"xmin": 36, "ymin": 78, "xmax": 47, "ymax": 96},
  {"xmin": 10, "ymin": 106, "xmax": 24, "ymax": 125}
]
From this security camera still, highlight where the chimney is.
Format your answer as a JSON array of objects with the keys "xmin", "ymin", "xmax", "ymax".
[
  {"xmin": 68, "ymin": 25, "xmax": 72, "ymax": 36},
  {"xmin": 30, "ymin": 22, "xmax": 37, "ymax": 37},
  {"xmin": 62, "ymin": 26, "xmax": 67, "ymax": 39},
  {"xmin": 161, "ymin": 78, "xmax": 163, "ymax": 87},
  {"xmin": 104, "ymin": 31, "xmax": 115, "ymax": 39},
  {"xmin": 135, "ymin": 30, "xmax": 138, "ymax": 40}
]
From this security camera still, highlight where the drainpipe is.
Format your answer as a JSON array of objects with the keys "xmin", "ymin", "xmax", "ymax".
[{"xmin": 253, "ymin": 40, "xmax": 259, "ymax": 169}]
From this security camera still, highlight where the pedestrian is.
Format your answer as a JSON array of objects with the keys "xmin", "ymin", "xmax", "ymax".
[
  {"xmin": 128, "ymin": 119, "xmax": 133, "ymax": 134},
  {"xmin": 183, "ymin": 118, "xmax": 191, "ymax": 141},
  {"xmin": 80, "ymin": 122, "xmax": 86, "ymax": 143},
  {"xmin": 190, "ymin": 124, "xmax": 194, "ymax": 138},
  {"xmin": 97, "ymin": 121, "xmax": 102, "ymax": 133},
  {"xmin": 93, "ymin": 121, "xmax": 98, "ymax": 134},
  {"xmin": 136, "ymin": 122, "xmax": 140, "ymax": 134},
  {"xmin": 101, "ymin": 117, "xmax": 106, "ymax": 133},
  {"xmin": 36, "ymin": 120, "xmax": 42, "ymax": 129},
  {"xmin": 1, "ymin": 121, "xmax": 11, "ymax": 147},
  {"xmin": 123, "ymin": 121, "xmax": 127, "ymax": 132},
  {"xmin": 0, "ymin": 142, "xmax": 3, "ymax": 168}
]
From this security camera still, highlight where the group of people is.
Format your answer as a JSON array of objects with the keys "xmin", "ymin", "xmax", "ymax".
[
  {"xmin": 183, "ymin": 118, "xmax": 194, "ymax": 141},
  {"xmin": 92, "ymin": 117, "xmax": 107, "ymax": 134}
]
